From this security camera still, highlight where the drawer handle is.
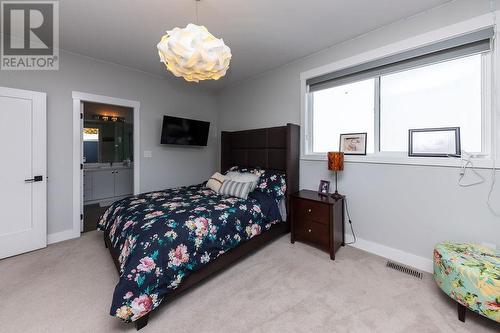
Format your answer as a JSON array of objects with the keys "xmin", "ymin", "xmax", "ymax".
[
  {"xmin": 308, "ymin": 229, "xmax": 312, "ymax": 233},
  {"xmin": 307, "ymin": 209, "xmax": 312, "ymax": 213}
]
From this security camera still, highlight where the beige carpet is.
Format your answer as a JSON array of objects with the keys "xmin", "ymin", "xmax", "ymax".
[{"xmin": 0, "ymin": 231, "xmax": 497, "ymax": 333}]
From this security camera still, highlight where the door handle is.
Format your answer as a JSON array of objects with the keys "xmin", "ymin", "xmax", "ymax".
[{"xmin": 25, "ymin": 175, "xmax": 43, "ymax": 183}]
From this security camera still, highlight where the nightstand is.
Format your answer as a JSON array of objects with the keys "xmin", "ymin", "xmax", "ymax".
[{"xmin": 290, "ymin": 190, "xmax": 345, "ymax": 260}]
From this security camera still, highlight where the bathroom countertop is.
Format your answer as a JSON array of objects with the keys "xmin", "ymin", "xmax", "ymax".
[{"xmin": 84, "ymin": 163, "xmax": 133, "ymax": 170}]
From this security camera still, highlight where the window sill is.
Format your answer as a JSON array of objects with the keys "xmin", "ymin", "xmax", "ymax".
[{"xmin": 301, "ymin": 153, "xmax": 499, "ymax": 169}]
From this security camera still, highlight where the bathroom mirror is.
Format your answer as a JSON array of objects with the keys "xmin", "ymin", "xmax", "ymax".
[{"xmin": 83, "ymin": 102, "xmax": 133, "ymax": 164}]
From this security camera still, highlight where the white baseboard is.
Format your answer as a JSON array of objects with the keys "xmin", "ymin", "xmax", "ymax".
[
  {"xmin": 345, "ymin": 234, "xmax": 434, "ymax": 273},
  {"xmin": 47, "ymin": 229, "xmax": 80, "ymax": 245}
]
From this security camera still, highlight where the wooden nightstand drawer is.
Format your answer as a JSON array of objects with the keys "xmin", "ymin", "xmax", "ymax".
[
  {"xmin": 290, "ymin": 190, "xmax": 345, "ymax": 260},
  {"xmin": 295, "ymin": 220, "xmax": 329, "ymax": 250},
  {"xmin": 293, "ymin": 198, "xmax": 329, "ymax": 225}
]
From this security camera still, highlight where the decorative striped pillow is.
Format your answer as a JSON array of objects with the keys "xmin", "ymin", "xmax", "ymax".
[
  {"xmin": 225, "ymin": 171, "xmax": 260, "ymax": 192},
  {"xmin": 219, "ymin": 180, "xmax": 253, "ymax": 200}
]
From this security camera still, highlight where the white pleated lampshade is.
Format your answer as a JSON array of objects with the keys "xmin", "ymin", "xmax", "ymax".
[{"xmin": 157, "ymin": 24, "xmax": 232, "ymax": 82}]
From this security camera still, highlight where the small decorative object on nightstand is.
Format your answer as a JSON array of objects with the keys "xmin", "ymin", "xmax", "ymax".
[
  {"xmin": 318, "ymin": 180, "xmax": 330, "ymax": 196},
  {"xmin": 290, "ymin": 190, "xmax": 345, "ymax": 260}
]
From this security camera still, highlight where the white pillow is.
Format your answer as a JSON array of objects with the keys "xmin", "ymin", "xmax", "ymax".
[
  {"xmin": 225, "ymin": 171, "xmax": 260, "ymax": 192},
  {"xmin": 206, "ymin": 172, "xmax": 227, "ymax": 193}
]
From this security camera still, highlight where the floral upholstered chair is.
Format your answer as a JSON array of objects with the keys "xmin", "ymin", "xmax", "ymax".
[{"xmin": 434, "ymin": 242, "xmax": 500, "ymax": 323}]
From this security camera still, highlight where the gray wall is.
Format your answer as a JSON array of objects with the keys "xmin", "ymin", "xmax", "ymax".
[
  {"xmin": 1, "ymin": 51, "xmax": 219, "ymax": 235},
  {"xmin": 217, "ymin": 0, "xmax": 500, "ymax": 259}
]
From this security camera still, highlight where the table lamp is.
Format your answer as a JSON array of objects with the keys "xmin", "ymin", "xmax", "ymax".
[{"xmin": 328, "ymin": 152, "xmax": 344, "ymax": 199}]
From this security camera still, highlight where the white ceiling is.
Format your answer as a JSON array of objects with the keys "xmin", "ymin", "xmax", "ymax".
[{"xmin": 60, "ymin": 0, "xmax": 451, "ymax": 90}]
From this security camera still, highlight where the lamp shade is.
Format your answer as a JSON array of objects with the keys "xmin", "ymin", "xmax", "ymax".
[
  {"xmin": 157, "ymin": 24, "xmax": 232, "ymax": 82},
  {"xmin": 328, "ymin": 152, "xmax": 344, "ymax": 171}
]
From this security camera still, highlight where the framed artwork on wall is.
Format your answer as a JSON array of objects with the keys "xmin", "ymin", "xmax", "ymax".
[{"xmin": 339, "ymin": 133, "xmax": 367, "ymax": 155}]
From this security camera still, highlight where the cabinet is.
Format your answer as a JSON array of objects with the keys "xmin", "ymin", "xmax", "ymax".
[
  {"xmin": 114, "ymin": 168, "xmax": 133, "ymax": 197},
  {"xmin": 92, "ymin": 170, "xmax": 115, "ymax": 200},
  {"xmin": 83, "ymin": 172, "xmax": 92, "ymax": 201},
  {"xmin": 83, "ymin": 167, "xmax": 133, "ymax": 203},
  {"xmin": 290, "ymin": 190, "xmax": 345, "ymax": 260}
]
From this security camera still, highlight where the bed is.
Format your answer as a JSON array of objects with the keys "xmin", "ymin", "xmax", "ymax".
[{"xmin": 98, "ymin": 123, "xmax": 299, "ymax": 330}]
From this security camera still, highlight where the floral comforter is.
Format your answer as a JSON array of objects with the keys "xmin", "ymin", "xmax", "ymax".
[{"xmin": 98, "ymin": 184, "xmax": 282, "ymax": 322}]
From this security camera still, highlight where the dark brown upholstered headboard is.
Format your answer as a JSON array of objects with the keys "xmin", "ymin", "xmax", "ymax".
[{"xmin": 221, "ymin": 123, "xmax": 300, "ymax": 213}]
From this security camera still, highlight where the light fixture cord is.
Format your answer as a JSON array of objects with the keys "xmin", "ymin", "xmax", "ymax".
[{"xmin": 195, "ymin": 0, "xmax": 200, "ymax": 25}]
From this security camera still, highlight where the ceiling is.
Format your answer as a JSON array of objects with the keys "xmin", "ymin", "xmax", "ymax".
[{"xmin": 59, "ymin": 0, "xmax": 452, "ymax": 90}]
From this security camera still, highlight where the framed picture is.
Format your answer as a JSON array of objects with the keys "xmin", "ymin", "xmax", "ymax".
[
  {"xmin": 318, "ymin": 180, "xmax": 330, "ymax": 196},
  {"xmin": 340, "ymin": 133, "xmax": 367, "ymax": 155},
  {"xmin": 408, "ymin": 127, "xmax": 461, "ymax": 157}
]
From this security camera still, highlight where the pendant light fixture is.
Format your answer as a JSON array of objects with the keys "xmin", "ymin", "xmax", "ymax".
[{"xmin": 157, "ymin": 0, "xmax": 232, "ymax": 82}]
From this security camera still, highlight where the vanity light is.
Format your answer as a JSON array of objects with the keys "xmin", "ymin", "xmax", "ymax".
[
  {"xmin": 156, "ymin": 0, "xmax": 231, "ymax": 82},
  {"xmin": 93, "ymin": 115, "xmax": 124, "ymax": 122}
]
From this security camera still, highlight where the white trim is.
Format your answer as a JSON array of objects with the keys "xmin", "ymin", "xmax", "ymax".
[
  {"xmin": 72, "ymin": 91, "xmax": 140, "ymax": 110},
  {"xmin": 72, "ymin": 98, "xmax": 81, "ymax": 236},
  {"xmin": 33, "ymin": 90, "xmax": 47, "ymax": 250},
  {"xmin": 302, "ymin": 153, "xmax": 500, "ymax": 170},
  {"xmin": 345, "ymin": 234, "xmax": 434, "ymax": 273},
  {"xmin": 79, "ymin": 101, "xmax": 84, "ymax": 231},
  {"xmin": 482, "ymin": 54, "xmax": 492, "ymax": 155},
  {"xmin": 300, "ymin": 12, "xmax": 499, "ymax": 167},
  {"xmin": 72, "ymin": 91, "xmax": 141, "ymax": 237},
  {"xmin": 47, "ymin": 229, "xmax": 80, "ymax": 245},
  {"xmin": 373, "ymin": 77, "xmax": 381, "ymax": 153}
]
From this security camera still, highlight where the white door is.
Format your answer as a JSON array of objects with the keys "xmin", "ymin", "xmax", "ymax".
[{"xmin": 0, "ymin": 87, "xmax": 47, "ymax": 259}]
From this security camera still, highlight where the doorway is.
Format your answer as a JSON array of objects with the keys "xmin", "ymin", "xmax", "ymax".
[
  {"xmin": 0, "ymin": 87, "xmax": 47, "ymax": 258},
  {"xmin": 72, "ymin": 92, "xmax": 140, "ymax": 235},
  {"xmin": 82, "ymin": 102, "xmax": 134, "ymax": 232}
]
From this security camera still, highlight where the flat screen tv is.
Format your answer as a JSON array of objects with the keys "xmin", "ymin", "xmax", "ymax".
[{"xmin": 160, "ymin": 115, "xmax": 210, "ymax": 146}]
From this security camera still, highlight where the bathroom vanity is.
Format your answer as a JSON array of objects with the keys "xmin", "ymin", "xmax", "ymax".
[{"xmin": 83, "ymin": 164, "xmax": 133, "ymax": 204}]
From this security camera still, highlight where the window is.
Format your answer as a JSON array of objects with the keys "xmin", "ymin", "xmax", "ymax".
[
  {"xmin": 380, "ymin": 55, "xmax": 482, "ymax": 153},
  {"xmin": 312, "ymin": 79, "xmax": 375, "ymax": 153},
  {"xmin": 307, "ymin": 53, "xmax": 488, "ymax": 157},
  {"xmin": 83, "ymin": 128, "xmax": 99, "ymax": 163},
  {"xmin": 305, "ymin": 28, "xmax": 494, "ymax": 160},
  {"xmin": 83, "ymin": 127, "xmax": 99, "ymax": 141}
]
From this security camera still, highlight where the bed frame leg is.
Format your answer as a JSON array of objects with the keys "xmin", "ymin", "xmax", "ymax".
[
  {"xmin": 135, "ymin": 314, "xmax": 149, "ymax": 330},
  {"xmin": 457, "ymin": 302, "xmax": 466, "ymax": 322}
]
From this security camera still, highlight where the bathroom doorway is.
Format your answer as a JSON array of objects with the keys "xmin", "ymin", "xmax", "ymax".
[
  {"xmin": 82, "ymin": 102, "xmax": 134, "ymax": 232},
  {"xmin": 72, "ymin": 92, "xmax": 140, "ymax": 236}
]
